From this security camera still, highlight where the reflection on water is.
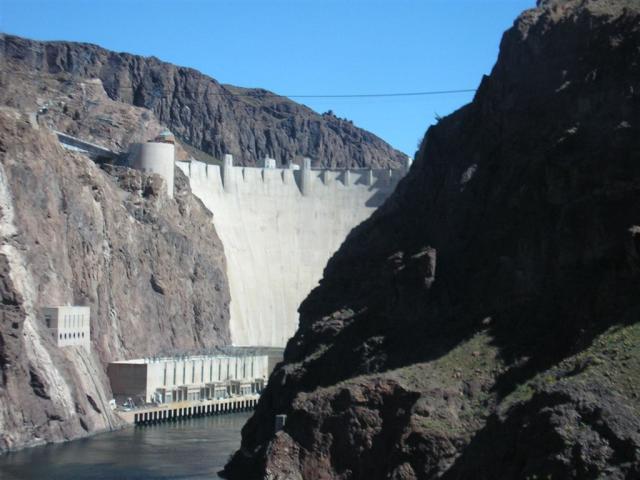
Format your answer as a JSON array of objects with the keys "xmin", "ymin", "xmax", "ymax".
[{"xmin": 0, "ymin": 412, "xmax": 251, "ymax": 480}]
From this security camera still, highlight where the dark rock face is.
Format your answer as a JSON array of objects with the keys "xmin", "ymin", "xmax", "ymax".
[
  {"xmin": 223, "ymin": 1, "xmax": 640, "ymax": 478},
  {"xmin": 0, "ymin": 108, "xmax": 230, "ymax": 451},
  {"xmin": 1, "ymin": 34, "xmax": 407, "ymax": 168}
]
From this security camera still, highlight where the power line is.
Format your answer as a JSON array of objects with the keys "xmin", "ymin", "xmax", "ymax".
[{"xmin": 224, "ymin": 88, "xmax": 477, "ymax": 99}]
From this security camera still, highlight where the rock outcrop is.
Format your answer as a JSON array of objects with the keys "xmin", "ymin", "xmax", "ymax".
[
  {"xmin": 0, "ymin": 106, "xmax": 230, "ymax": 451},
  {"xmin": 223, "ymin": 1, "xmax": 640, "ymax": 478},
  {"xmin": 2, "ymin": 34, "xmax": 408, "ymax": 168}
]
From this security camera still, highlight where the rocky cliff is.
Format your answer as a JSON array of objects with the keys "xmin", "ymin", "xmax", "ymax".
[
  {"xmin": 0, "ymin": 27, "xmax": 414, "ymax": 451},
  {"xmin": 223, "ymin": 1, "xmax": 640, "ymax": 478},
  {"xmin": 0, "ymin": 105, "xmax": 230, "ymax": 451},
  {"xmin": 2, "ymin": 34, "xmax": 407, "ymax": 168}
]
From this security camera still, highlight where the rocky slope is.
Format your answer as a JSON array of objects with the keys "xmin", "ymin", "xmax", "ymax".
[
  {"xmin": 223, "ymin": 1, "xmax": 640, "ymax": 478},
  {"xmin": 0, "ymin": 105, "xmax": 230, "ymax": 451},
  {"xmin": 1, "ymin": 33, "xmax": 407, "ymax": 168}
]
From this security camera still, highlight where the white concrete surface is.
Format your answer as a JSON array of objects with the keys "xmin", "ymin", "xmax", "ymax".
[
  {"xmin": 178, "ymin": 156, "xmax": 408, "ymax": 347},
  {"xmin": 129, "ymin": 142, "xmax": 175, "ymax": 198},
  {"xmin": 41, "ymin": 306, "xmax": 91, "ymax": 351},
  {"xmin": 109, "ymin": 352, "xmax": 273, "ymax": 403}
]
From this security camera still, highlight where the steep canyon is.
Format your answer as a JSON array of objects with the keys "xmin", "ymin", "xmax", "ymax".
[{"xmin": 224, "ymin": 1, "xmax": 640, "ymax": 478}]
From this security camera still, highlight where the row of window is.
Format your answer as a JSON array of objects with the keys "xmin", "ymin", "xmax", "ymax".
[{"xmin": 57, "ymin": 331, "xmax": 86, "ymax": 340}]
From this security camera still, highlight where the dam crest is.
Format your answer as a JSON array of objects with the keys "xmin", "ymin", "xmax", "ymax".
[{"xmin": 177, "ymin": 155, "xmax": 407, "ymax": 198}]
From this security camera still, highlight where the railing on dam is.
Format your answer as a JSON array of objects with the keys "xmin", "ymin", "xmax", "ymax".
[
  {"xmin": 118, "ymin": 394, "xmax": 260, "ymax": 426},
  {"xmin": 176, "ymin": 154, "xmax": 412, "ymax": 197}
]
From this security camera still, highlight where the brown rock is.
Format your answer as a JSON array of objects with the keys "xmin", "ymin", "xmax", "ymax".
[
  {"xmin": 0, "ymin": 110, "xmax": 230, "ymax": 451},
  {"xmin": 1, "ymin": 34, "xmax": 407, "ymax": 169}
]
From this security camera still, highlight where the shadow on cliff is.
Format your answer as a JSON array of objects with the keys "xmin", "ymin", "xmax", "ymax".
[{"xmin": 225, "ymin": 4, "xmax": 640, "ymax": 477}]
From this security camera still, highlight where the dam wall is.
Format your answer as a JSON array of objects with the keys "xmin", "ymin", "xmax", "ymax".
[{"xmin": 178, "ymin": 157, "xmax": 407, "ymax": 346}]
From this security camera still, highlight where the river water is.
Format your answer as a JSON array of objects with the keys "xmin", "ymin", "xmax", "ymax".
[{"xmin": 0, "ymin": 412, "xmax": 251, "ymax": 480}]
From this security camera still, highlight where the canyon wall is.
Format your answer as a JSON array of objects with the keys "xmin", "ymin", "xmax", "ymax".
[
  {"xmin": 0, "ymin": 106, "xmax": 231, "ymax": 451},
  {"xmin": 2, "ymin": 34, "xmax": 408, "ymax": 169},
  {"xmin": 0, "ymin": 33, "xmax": 412, "ymax": 451}
]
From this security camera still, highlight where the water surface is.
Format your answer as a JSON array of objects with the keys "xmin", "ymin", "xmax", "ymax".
[{"xmin": 0, "ymin": 412, "xmax": 251, "ymax": 480}]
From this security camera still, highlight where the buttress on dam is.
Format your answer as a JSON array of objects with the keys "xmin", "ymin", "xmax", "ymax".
[{"xmin": 177, "ymin": 155, "xmax": 409, "ymax": 347}]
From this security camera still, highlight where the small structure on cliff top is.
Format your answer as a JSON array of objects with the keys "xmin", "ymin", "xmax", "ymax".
[
  {"xmin": 41, "ymin": 306, "xmax": 91, "ymax": 351},
  {"xmin": 153, "ymin": 129, "xmax": 176, "ymax": 144},
  {"xmin": 261, "ymin": 156, "xmax": 277, "ymax": 168},
  {"xmin": 128, "ymin": 130, "xmax": 176, "ymax": 198}
]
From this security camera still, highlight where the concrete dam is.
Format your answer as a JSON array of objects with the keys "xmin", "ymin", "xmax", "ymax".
[
  {"xmin": 176, "ymin": 155, "xmax": 409, "ymax": 347},
  {"xmin": 59, "ymin": 131, "xmax": 409, "ymax": 347}
]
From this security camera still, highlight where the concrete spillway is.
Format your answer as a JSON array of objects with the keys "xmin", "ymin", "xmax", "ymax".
[{"xmin": 178, "ymin": 157, "xmax": 407, "ymax": 347}]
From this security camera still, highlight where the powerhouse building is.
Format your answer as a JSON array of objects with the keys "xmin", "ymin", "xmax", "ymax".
[
  {"xmin": 108, "ymin": 347, "xmax": 283, "ymax": 405},
  {"xmin": 42, "ymin": 306, "xmax": 91, "ymax": 351}
]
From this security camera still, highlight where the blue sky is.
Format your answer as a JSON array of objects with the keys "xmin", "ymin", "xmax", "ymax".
[{"xmin": 2, "ymin": 0, "xmax": 533, "ymax": 155}]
